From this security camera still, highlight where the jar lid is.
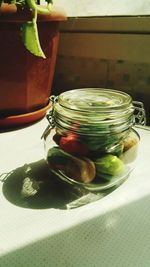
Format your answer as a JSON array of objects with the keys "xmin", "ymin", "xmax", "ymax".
[
  {"xmin": 54, "ymin": 88, "xmax": 134, "ymax": 135},
  {"xmin": 58, "ymin": 88, "xmax": 132, "ymax": 111}
]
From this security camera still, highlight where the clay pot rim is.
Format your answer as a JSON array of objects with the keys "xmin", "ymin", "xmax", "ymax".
[{"xmin": 0, "ymin": 3, "xmax": 67, "ymax": 22}]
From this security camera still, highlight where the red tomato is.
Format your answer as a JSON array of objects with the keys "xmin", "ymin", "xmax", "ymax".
[{"xmin": 59, "ymin": 133, "xmax": 88, "ymax": 156}]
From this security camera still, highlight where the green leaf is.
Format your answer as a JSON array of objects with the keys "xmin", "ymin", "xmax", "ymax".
[
  {"xmin": 21, "ymin": 21, "xmax": 46, "ymax": 58},
  {"xmin": 26, "ymin": 0, "xmax": 52, "ymax": 14}
]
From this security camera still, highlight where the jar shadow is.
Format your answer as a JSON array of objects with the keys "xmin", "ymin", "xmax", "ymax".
[{"xmin": 1, "ymin": 159, "xmax": 120, "ymax": 209}]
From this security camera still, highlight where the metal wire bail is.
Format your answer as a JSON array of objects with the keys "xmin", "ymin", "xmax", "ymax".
[
  {"xmin": 133, "ymin": 101, "xmax": 146, "ymax": 126},
  {"xmin": 41, "ymin": 95, "xmax": 57, "ymax": 139}
]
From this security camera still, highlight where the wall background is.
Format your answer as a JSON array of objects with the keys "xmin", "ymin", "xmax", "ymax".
[
  {"xmin": 53, "ymin": 0, "xmax": 150, "ymax": 16},
  {"xmin": 52, "ymin": 17, "xmax": 150, "ymax": 125}
]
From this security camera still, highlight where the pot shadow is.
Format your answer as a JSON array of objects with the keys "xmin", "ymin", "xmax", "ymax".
[{"xmin": 1, "ymin": 159, "xmax": 120, "ymax": 210}]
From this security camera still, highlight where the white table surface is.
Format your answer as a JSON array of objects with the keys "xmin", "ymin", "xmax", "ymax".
[{"xmin": 0, "ymin": 118, "xmax": 150, "ymax": 267}]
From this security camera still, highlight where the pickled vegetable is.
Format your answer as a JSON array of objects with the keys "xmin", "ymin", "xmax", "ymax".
[
  {"xmin": 47, "ymin": 147, "xmax": 96, "ymax": 183},
  {"xmin": 121, "ymin": 130, "xmax": 139, "ymax": 163},
  {"xmin": 95, "ymin": 154, "xmax": 124, "ymax": 177},
  {"xmin": 66, "ymin": 156, "xmax": 96, "ymax": 183},
  {"xmin": 59, "ymin": 132, "xmax": 89, "ymax": 156}
]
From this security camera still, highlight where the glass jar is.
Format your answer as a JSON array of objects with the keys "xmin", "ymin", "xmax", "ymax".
[{"xmin": 43, "ymin": 88, "xmax": 145, "ymax": 192}]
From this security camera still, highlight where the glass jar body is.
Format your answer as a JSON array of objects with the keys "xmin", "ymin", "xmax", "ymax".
[{"xmin": 44, "ymin": 125, "xmax": 139, "ymax": 191}]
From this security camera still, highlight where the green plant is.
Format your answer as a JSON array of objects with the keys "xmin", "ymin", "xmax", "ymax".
[{"xmin": 0, "ymin": 0, "xmax": 54, "ymax": 58}]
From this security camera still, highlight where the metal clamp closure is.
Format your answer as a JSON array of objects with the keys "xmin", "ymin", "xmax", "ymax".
[
  {"xmin": 41, "ymin": 95, "xmax": 57, "ymax": 139},
  {"xmin": 133, "ymin": 101, "xmax": 146, "ymax": 126}
]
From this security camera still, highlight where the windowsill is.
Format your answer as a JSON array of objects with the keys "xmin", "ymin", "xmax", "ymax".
[{"xmin": 60, "ymin": 16, "xmax": 150, "ymax": 34}]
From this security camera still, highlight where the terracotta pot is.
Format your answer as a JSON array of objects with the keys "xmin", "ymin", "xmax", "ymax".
[{"xmin": 0, "ymin": 5, "xmax": 66, "ymax": 127}]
